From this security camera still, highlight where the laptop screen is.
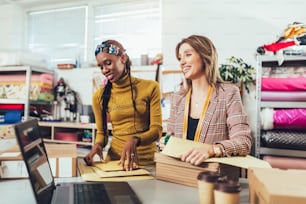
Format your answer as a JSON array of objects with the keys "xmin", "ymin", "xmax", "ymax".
[{"xmin": 14, "ymin": 119, "xmax": 55, "ymax": 204}]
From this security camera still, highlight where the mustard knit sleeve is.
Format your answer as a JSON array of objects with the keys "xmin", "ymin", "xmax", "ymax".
[
  {"xmin": 138, "ymin": 82, "xmax": 163, "ymax": 145},
  {"xmin": 92, "ymin": 88, "xmax": 108, "ymax": 147}
]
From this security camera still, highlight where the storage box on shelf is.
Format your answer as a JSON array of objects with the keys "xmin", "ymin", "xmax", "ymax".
[{"xmin": 255, "ymin": 55, "xmax": 306, "ymax": 163}]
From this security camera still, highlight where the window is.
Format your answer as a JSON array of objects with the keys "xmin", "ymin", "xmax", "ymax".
[
  {"xmin": 27, "ymin": 6, "xmax": 87, "ymax": 68},
  {"xmin": 93, "ymin": 1, "xmax": 161, "ymax": 65}
]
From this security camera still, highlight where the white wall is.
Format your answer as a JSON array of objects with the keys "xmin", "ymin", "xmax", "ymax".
[
  {"xmin": 1, "ymin": 0, "xmax": 306, "ymax": 135},
  {"xmin": 161, "ymin": 0, "xmax": 306, "ymax": 68},
  {"xmin": 3, "ymin": 0, "xmax": 306, "ymax": 67},
  {"xmin": 0, "ymin": 5, "xmax": 24, "ymax": 50},
  {"xmin": 160, "ymin": 0, "xmax": 306, "ymax": 139}
]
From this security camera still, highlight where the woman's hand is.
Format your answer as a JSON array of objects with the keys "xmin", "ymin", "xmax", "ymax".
[
  {"xmin": 180, "ymin": 144, "xmax": 214, "ymax": 166},
  {"xmin": 84, "ymin": 143, "xmax": 105, "ymax": 166},
  {"xmin": 119, "ymin": 137, "xmax": 139, "ymax": 171}
]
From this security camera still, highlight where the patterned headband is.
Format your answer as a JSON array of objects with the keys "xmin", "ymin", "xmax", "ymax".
[{"xmin": 95, "ymin": 42, "xmax": 125, "ymax": 56}]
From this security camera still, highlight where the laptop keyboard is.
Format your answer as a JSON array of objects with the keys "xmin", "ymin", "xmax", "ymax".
[{"xmin": 73, "ymin": 183, "xmax": 111, "ymax": 204}]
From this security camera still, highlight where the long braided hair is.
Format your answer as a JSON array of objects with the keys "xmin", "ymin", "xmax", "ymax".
[{"xmin": 95, "ymin": 40, "xmax": 136, "ymax": 146}]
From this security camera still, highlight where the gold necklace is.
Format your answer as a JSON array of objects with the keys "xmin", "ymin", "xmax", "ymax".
[{"xmin": 183, "ymin": 86, "xmax": 213, "ymax": 141}]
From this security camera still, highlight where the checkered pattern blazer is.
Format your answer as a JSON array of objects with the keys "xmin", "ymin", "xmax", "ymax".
[{"xmin": 167, "ymin": 83, "xmax": 252, "ymax": 156}]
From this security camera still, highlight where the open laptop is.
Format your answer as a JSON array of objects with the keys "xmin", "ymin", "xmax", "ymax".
[{"xmin": 14, "ymin": 119, "xmax": 142, "ymax": 204}]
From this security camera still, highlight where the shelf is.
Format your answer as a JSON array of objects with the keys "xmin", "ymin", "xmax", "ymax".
[
  {"xmin": 38, "ymin": 121, "xmax": 96, "ymax": 129},
  {"xmin": 0, "ymin": 98, "xmax": 28, "ymax": 104},
  {"xmin": 254, "ymin": 56, "xmax": 306, "ymax": 161},
  {"xmin": 43, "ymin": 138, "xmax": 92, "ymax": 146},
  {"xmin": 0, "ymin": 99, "xmax": 52, "ymax": 105},
  {"xmin": 38, "ymin": 121, "xmax": 97, "ymax": 147},
  {"xmin": 0, "ymin": 66, "xmax": 52, "ymax": 73},
  {"xmin": 260, "ymin": 101, "xmax": 306, "ymax": 108},
  {"xmin": 0, "ymin": 65, "xmax": 54, "ymax": 121},
  {"xmin": 258, "ymin": 55, "xmax": 306, "ymax": 62},
  {"xmin": 260, "ymin": 147, "xmax": 306, "ymax": 158}
]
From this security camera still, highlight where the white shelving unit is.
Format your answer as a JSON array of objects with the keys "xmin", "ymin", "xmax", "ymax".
[
  {"xmin": 0, "ymin": 66, "xmax": 54, "ymax": 121},
  {"xmin": 38, "ymin": 121, "xmax": 97, "ymax": 147},
  {"xmin": 255, "ymin": 55, "xmax": 306, "ymax": 158}
]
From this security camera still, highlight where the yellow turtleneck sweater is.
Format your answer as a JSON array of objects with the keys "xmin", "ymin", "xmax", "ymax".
[{"xmin": 92, "ymin": 74, "xmax": 162, "ymax": 165}]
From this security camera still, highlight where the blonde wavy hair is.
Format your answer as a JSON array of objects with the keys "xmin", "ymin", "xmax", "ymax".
[{"xmin": 175, "ymin": 35, "xmax": 223, "ymax": 94}]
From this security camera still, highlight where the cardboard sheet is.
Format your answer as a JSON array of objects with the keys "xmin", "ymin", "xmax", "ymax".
[
  {"xmin": 162, "ymin": 136, "xmax": 271, "ymax": 169},
  {"xmin": 93, "ymin": 167, "xmax": 151, "ymax": 178},
  {"xmin": 78, "ymin": 160, "xmax": 154, "ymax": 181},
  {"xmin": 94, "ymin": 160, "xmax": 138, "ymax": 172}
]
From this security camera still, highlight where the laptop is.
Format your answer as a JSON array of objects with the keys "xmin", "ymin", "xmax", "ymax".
[{"xmin": 14, "ymin": 119, "xmax": 142, "ymax": 204}]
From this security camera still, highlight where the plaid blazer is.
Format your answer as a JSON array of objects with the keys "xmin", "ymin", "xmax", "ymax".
[{"xmin": 167, "ymin": 83, "xmax": 252, "ymax": 156}]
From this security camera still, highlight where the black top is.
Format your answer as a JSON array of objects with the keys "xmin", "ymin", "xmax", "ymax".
[{"xmin": 187, "ymin": 116, "xmax": 199, "ymax": 141}]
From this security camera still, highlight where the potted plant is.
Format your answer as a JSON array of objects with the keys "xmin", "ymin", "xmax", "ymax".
[{"xmin": 219, "ymin": 56, "xmax": 256, "ymax": 93}]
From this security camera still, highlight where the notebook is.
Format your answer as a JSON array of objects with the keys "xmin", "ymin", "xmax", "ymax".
[{"xmin": 14, "ymin": 119, "xmax": 142, "ymax": 204}]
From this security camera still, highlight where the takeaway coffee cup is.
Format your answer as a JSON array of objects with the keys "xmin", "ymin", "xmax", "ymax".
[
  {"xmin": 214, "ymin": 180, "xmax": 241, "ymax": 204},
  {"xmin": 197, "ymin": 171, "xmax": 220, "ymax": 204}
]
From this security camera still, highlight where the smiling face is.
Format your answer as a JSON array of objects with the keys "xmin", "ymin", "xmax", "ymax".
[
  {"xmin": 178, "ymin": 42, "xmax": 205, "ymax": 80},
  {"xmin": 96, "ymin": 52, "xmax": 126, "ymax": 83}
]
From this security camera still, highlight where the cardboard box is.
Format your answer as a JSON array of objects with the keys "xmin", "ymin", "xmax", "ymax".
[
  {"xmin": 45, "ymin": 143, "xmax": 77, "ymax": 177},
  {"xmin": 248, "ymin": 168, "xmax": 306, "ymax": 204},
  {"xmin": 155, "ymin": 152, "xmax": 240, "ymax": 187},
  {"xmin": 0, "ymin": 143, "xmax": 77, "ymax": 179}
]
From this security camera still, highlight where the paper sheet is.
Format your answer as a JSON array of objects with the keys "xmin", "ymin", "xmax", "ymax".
[
  {"xmin": 94, "ymin": 160, "xmax": 138, "ymax": 172},
  {"xmin": 93, "ymin": 167, "xmax": 151, "ymax": 178},
  {"xmin": 78, "ymin": 160, "xmax": 154, "ymax": 182},
  {"xmin": 162, "ymin": 136, "xmax": 271, "ymax": 169}
]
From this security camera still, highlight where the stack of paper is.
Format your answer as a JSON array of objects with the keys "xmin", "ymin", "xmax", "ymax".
[
  {"xmin": 78, "ymin": 160, "xmax": 154, "ymax": 182},
  {"xmin": 155, "ymin": 137, "xmax": 271, "ymax": 187},
  {"xmin": 155, "ymin": 152, "xmax": 220, "ymax": 187}
]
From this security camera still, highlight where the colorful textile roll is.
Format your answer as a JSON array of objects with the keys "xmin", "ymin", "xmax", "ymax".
[
  {"xmin": 263, "ymin": 155, "xmax": 306, "ymax": 170},
  {"xmin": 261, "ymin": 129, "xmax": 306, "ymax": 150},
  {"xmin": 261, "ymin": 108, "xmax": 306, "ymax": 130},
  {"xmin": 261, "ymin": 91, "xmax": 306, "ymax": 101},
  {"xmin": 262, "ymin": 77, "xmax": 306, "ymax": 91}
]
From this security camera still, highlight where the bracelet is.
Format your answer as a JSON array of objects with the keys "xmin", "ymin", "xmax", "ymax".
[
  {"xmin": 133, "ymin": 136, "xmax": 141, "ymax": 146},
  {"xmin": 214, "ymin": 143, "xmax": 226, "ymax": 157},
  {"xmin": 213, "ymin": 145, "xmax": 222, "ymax": 157}
]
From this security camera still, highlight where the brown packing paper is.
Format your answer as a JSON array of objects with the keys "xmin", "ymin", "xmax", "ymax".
[
  {"xmin": 93, "ymin": 160, "xmax": 151, "ymax": 178},
  {"xmin": 78, "ymin": 160, "xmax": 154, "ymax": 181},
  {"xmin": 94, "ymin": 160, "xmax": 138, "ymax": 172},
  {"xmin": 155, "ymin": 152, "xmax": 221, "ymax": 187},
  {"xmin": 162, "ymin": 136, "xmax": 271, "ymax": 169}
]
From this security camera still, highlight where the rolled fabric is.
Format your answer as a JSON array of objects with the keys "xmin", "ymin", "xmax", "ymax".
[
  {"xmin": 0, "ymin": 73, "xmax": 53, "ymax": 84},
  {"xmin": 261, "ymin": 108, "xmax": 306, "ymax": 130},
  {"xmin": 261, "ymin": 91, "xmax": 306, "ymax": 101},
  {"xmin": 274, "ymin": 108, "xmax": 306, "ymax": 129},
  {"xmin": 261, "ymin": 129, "xmax": 306, "ymax": 150},
  {"xmin": 260, "ymin": 108, "xmax": 274, "ymax": 130},
  {"xmin": 262, "ymin": 77, "xmax": 306, "ymax": 91},
  {"xmin": 263, "ymin": 155, "xmax": 306, "ymax": 170}
]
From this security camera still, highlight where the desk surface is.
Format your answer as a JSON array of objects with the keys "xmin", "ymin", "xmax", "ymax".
[{"xmin": 0, "ymin": 177, "xmax": 250, "ymax": 204}]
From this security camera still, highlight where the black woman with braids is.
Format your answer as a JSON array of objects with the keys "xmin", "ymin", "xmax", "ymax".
[{"xmin": 84, "ymin": 40, "xmax": 162, "ymax": 171}]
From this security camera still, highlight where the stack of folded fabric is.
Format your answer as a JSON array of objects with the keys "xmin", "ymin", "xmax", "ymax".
[
  {"xmin": 0, "ymin": 73, "xmax": 54, "ymax": 102},
  {"xmin": 257, "ymin": 22, "xmax": 306, "ymax": 59},
  {"xmin": 260, "ymin": 63, "xmax": 306, "ymax": 170}
]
